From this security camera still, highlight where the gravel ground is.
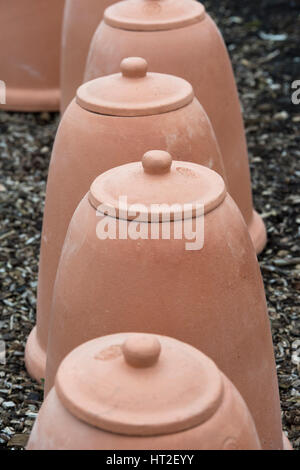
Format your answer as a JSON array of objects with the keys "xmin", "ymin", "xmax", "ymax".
[{"xmin": 0, "ymin": 0, "xmax": 299, "ymax": 450}]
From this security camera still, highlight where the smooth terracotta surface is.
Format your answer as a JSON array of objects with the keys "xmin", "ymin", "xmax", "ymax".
[
  {"xmin": 61, "ymin": 0, "xmax": 120, "ymax": 113},
  {"xmin": 45, "ymin": 154, "xmax": 283, "ymax": 449},
  {"xmin": 27, "ymin": 333, "xmax": 261, "ymax": 450},
  {"xmin": 84, "ymin": 0, "xmax": 266, "ymax": 253},
  {"xmin": 0, "ymin": 0, "xmax": 64, "ymax": 112},
  {"xmin": 25, "ymin": 60, "xmax": 226, "ymax": 383}
]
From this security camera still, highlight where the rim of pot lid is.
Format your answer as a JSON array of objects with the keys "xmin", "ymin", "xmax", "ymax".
[
  {"xmin": 77, "ymin": 57, "xmax": 194, "ymax": 117},
  {"xmin": 55, "ymin": 333, "xmax": 225, "ymax": 436},
  {"xmin": 104, "ymin": 0, "xmax": 206, "ymax": 32},
  {"xmin": 88, "ymin": 150, "xmax": 226, "ymax": 222}
]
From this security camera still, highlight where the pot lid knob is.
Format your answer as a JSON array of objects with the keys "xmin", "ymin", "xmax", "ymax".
[
  {"xmin": 142, "ymin": 150, "xmax": 173, "ymax": 175},
  {"xmin": 122, "ymin": 335, "xmax": 161, "ymax": 368},
  {"xmin": 121, "ymin": 57, "xmax": 148, "ymax": 78}
]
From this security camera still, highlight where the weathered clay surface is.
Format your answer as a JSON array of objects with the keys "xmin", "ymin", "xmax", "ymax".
[
  {"xmin": 0, "ymin": 0, "xmax": 64, "ymax": 112},
  {"xmin": 61, "ymin": 0, "xmax": 120, "ymax": 113}
]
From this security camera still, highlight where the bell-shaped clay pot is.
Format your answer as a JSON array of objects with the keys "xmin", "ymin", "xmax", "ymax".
[
  {"xmin": 0, "ymin": 0, "xmax": 64, "ymax": 112},
  {"xmin": 44, "ymin": 152, "xmax": 283, "ymax": 449},
  {"xmin": 27, "ymin": 333, "xmax": 262, "ymax": 450},
  {"xmin": 84, "ymin": 0, "xmax": 266, "ymax": 254},
  {"xmin": 61, "ymin": 0, "xmax": 120, "ymax": 113},
  {"xmin": 25, "ymin": 58, "xmax": 226, "ymax": 383}
]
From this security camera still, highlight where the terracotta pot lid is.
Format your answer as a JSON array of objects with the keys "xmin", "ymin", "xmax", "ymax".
[
  {"xmin": 77, "ymin": 57, "xmax": 194, "ymax": 117},
  {"xmin": 55, "ymin": 333, "xmax": 224, "ymax": 436},
  {"xmin": 104, "ymin": 0, "xmax": 206, "ymax": 31},
  {"xmin": 89, "ymin": 151, "xmax": 226, "ymax": 221}
]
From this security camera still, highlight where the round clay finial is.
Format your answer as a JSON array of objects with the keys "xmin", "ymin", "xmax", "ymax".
[
  {"xmin": 142, "ymin": 150, "xmax": 173, "ymax": 175},
  {"xmin": 121, "ymin": 57, "xmax": 148, "ymax": 78},
  {"xmin": 122, "ymin": 335, "xmax": 161, "ymax": 368}
]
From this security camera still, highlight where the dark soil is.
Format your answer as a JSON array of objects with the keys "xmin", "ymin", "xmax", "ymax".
[{"xmin": 0, "ymin": 0, "xmax": 299, "ymax": 450}]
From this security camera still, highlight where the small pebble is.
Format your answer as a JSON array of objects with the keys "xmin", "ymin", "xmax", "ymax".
[
  {"xmin": 273, "ymin": 111, "xmax": 289, "ymax": 121},
  {"xmin": 2, "ymin": 401, "xmax": 16, "ymax": 410}
]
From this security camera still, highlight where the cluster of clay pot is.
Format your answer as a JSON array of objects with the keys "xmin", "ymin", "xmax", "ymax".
[{"xmin": 0, "ymin": 0, "xmax": 293, "ymax": 451}]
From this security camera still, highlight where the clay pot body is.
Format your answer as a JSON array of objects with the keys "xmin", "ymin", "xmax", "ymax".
[
  {"xmin": 28, "ymin": 333, "xmax": 261, "ymax": 450},
  {"xmin": 61, "ymin": 0, "xmax": 120, "ymax": 113},
  {"xmin": 84, "ymin": 0, "xmax": 266, "ymax": 253},
  {"xmin": 44, "ymin": 155, "xmax": 283, "ymax": 450},
  {"xmin": 25, "ymin": 61, "xmax": 226, "ymax": 384},
  {"xmin": 0, "ymin": 0, "xmax": 64, "ymax": 112}
]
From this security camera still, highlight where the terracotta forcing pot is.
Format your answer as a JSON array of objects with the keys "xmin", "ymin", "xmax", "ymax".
[
  {"xmin": 0, "ymin": 0, "xmax": 65, "ymax": 112},
  {"xmin": 61, "ymin": 0, "xmax": 120, "ymax": 113},
  {"xmin": 27, "ymin": 333, "xmax": 262, "ymax": 450},
  {"xmin": 25, "ymin": 58, "xmax": 226, "ymax": 383},
  {"xmin": 44, "ymin": 152, "xmax": 283, "ymax": 450},
  {"xmin": 84, "ymin": 0, "xmax": 267, "ymax": 254}
]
